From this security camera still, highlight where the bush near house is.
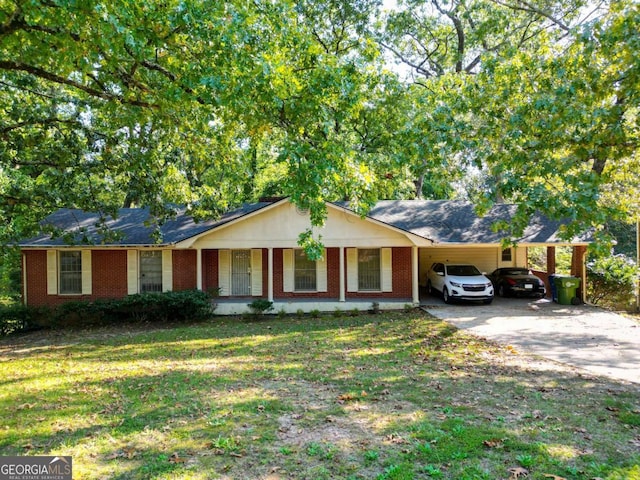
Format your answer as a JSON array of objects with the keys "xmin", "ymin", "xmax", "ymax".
[
  {"xmin": 0, "ymin": 303, "xmax": 47, "ymax": 336},
  {"xmin": 0, "ymin": 290, "xmax": 216, "ymax": 335},
  {"xmin": 587, "ymin": 255, "xmax": 639, "ymax": 311}
]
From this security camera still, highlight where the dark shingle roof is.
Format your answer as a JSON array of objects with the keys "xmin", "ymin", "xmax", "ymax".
[
  {"xmin": 356, "ymin": 200, "xmax": 589, "ymax": 244},
  {"xmin": 19, "ymin": 199, "xmax": 589, "ymax": 247},
  {"xmin": 19, "ymin": 203, "xmax": 271, "ymax": 247}
]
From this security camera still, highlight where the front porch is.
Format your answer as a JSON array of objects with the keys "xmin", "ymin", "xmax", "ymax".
[{"xmin": 213, "ymin": 297, "xmax": 413, "ymax": 315}]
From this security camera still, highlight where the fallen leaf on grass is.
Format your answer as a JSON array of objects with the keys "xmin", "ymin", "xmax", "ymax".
[
  {"xmin": 337, "ymin": 393, "xmax": 355, "ymax": 403},
  {"xmin": 483, "ymin": 439, "xmax": 504, "ymax": 449},
  {"xmin": 543, "ymin": 475, "xmax": 567, "ymax": 480},
  {"xmin": 384, "ymin": 433, "xmax": 408, "ymax": 444},
  {"xmin": 105, "ymin": 447, "xmax": 137, "ymax": 460},
  {"xmin": 169, "ymin": 453, "xmax": 187, "ymax": 464},
  {"xmin": 508, "ymin": 466, "xmax": 529, "ymax": 478}
]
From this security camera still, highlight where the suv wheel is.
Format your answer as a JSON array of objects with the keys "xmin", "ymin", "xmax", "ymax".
[{"xmin": 443, "ymin": 287, "xmax": 452, "ymax": 304}]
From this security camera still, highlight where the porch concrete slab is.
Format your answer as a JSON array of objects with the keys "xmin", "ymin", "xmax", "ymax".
[{"xmin": 423, "ymin": 297, "xmax": 640, "ymax": 384}]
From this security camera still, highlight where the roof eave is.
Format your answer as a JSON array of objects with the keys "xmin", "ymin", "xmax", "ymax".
[{"xmin": 328, "ymin": 202, "xmax": 436, "ymax": 246}]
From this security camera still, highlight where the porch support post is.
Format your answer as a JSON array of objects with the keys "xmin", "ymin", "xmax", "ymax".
[
  {"xmin": 339, "ymin": 246, "xmax": 345, "ymax": 302},
  {"xmin": 196, "ymin": 248, "xmax": 202, "ymax": 291},
  {"xmin": 268, "ymin": 247, "xmax": 274, "ymax": 302},
  {"xmin": 412, "ymin": 246, "xmax": 419, "ymax": 305}
]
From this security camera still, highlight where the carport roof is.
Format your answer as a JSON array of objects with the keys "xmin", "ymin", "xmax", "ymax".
[
  {"xmin": 336, "ymin": 200, "xmax": 590, "ymax": 245},
  {"xmin": 20, "ymin": 199, "xmax": 590, "ymax": 247}
]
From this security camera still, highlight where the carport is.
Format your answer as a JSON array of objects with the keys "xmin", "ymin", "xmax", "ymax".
[
  {"xmin": 418, "ymin": 244, "xmax": 588, "ymax": 303},
  {"xmin": 397, "ymin": 201, "xmax": 592, "ymax": 303}
]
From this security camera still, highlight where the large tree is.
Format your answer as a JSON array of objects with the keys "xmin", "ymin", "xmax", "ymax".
[
  {"xmin": 380, "ymin": 0, "xmax": 639, "ymax": 247},
  {"xmin": 1, "ymin": 0, "xmax": 400, "ymax": 245},
  {"xmin": 1, "ymin": 0, "xmax": 638, "ymax": 252}
]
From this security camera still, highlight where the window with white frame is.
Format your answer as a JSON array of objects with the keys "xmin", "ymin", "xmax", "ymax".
[
  {"xmin": 294, "ymin": 249, "xmax": 317, "ymax": 291},
  {"xmin": 59, "ymin": 251, "xmax": 82, "ymax": 294},
  {"xmin": 140, "ymin": 251, "xmax": 163, "ymax": 292},
  {"xmin": 282, "ymin": 249, "xmax": 326, "ymax": 294},
  {"xmin": 358, "ymin": 248, "xmax": 381, "ymax": 291}
]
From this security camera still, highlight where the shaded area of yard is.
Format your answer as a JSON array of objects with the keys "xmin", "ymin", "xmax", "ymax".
[{"xmin": 1, "ymin": 312, "xmax": 639, "ymax": 479}]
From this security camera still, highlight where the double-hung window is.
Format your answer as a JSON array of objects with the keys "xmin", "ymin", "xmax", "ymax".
[
  {"xmin": 282, "ymin": 249, "xmax": 327, "ymax": 293},
  {"xmin": 48, "ymin": 250, "xmax": 91, "ymax": 296},
  {"xmin": 59, "ymin": 251, "xmax": 82, "ymax": 294},
  {"xmin": 358, "ymin": 248, "xmax": 381, "ymax": 291},
  {"xmin": 294, "ymin": 250, "xmax": 317, "ymax": 291},
  {"xmin": 347, "ymin": 247, "xmax": 392, "ymax": 293}
]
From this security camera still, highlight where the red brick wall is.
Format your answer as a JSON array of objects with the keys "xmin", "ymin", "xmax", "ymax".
[
  {"xmin": 273, "ymin": 247, "xmax": 341, "ymax": 299},
  {"xmin": 23, "ymin": 249, "xmax": 128, "ymax": 307},
  {"xmin": 91, "ymin": 251, "xmax": 128, "ymax": 299},
  {"xmin": 23, "ymin": 250, "xmax": 48, "ymax": 307},
  {"xmin": 345, "ymin": 247, "xmax": 412, "ymax": 299},
  {"xmin": 202, "ymin": 249, "xmax": 218, "ymax": 294},
  {"xmin": 172, "ymin": 250, "xmax": 197, "ymax": 291}
]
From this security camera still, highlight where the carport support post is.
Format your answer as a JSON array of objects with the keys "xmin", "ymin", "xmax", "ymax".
[
  {"xmin": 546, "ymin": 246, "xmax": 556, "ymax": 275},
  {"xmin": 571, "ymin": 245, "xmax": 587, "ymax": 303},
  {"xmin": 546, "ymin": 246, "xmax": 556, "ymax": 296}
]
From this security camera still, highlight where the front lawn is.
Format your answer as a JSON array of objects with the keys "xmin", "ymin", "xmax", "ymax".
[{"xmin": 0, "ymin": 311, "xmax": 638, "ymax": 479}]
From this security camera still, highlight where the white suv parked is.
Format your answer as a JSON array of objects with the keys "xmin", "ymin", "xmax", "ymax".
[{"xmin": 427, "ymin": 263, "xmax": 494, "ymax": 304}]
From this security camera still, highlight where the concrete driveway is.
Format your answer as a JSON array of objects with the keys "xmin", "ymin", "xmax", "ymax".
[{"xmin": 422, "ymin": 296, "xmax": 640, "ymax": 384}]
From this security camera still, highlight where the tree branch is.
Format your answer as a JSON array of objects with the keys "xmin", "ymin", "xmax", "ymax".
[
  {"xmin": 378, "ymin": 40, "xmax": 433, "ymax": 78},
  {"xmin": 0, "ymin": 117, "xmax": 78, "ymax": 139},
  {"xmin": 489, "ymin": 0, "xmax": 571, "ymax": 32},
  {"xmin": 0, "ymin": 60, "xmax": 156, "ymax": 108}
]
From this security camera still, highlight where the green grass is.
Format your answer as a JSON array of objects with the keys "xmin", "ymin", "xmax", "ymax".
[{"xmin": 1, "ymin": 311, "xmax": 639, "ymax": 479}]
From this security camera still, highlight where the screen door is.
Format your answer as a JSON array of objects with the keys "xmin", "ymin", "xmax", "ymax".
[
  {"xmin": 231, "ymin": 250, "xmax": 251, "ymax": 296},
  {"xmin": 140, "ymin": 251, "xmax": 163, "ymax": 292}
]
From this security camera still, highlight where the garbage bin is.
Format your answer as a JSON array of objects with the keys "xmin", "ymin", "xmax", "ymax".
[
  {"xmin": 549, "ymin": 274, "xmax": 558, "ymax": 302},
  {"xmin": 554, "ymin": 276, "xmax": 581, "ymax": 305}
]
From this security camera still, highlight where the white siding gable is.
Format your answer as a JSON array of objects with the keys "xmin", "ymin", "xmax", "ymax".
[{"xmin": 190, "ymin": 201, "xmax": 415, "ymax": 250}]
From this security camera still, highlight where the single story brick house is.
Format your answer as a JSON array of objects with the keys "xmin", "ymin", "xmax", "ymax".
[{"xmin": 19, "ymin": 198, "xmax": 590, "ymax": 314}]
